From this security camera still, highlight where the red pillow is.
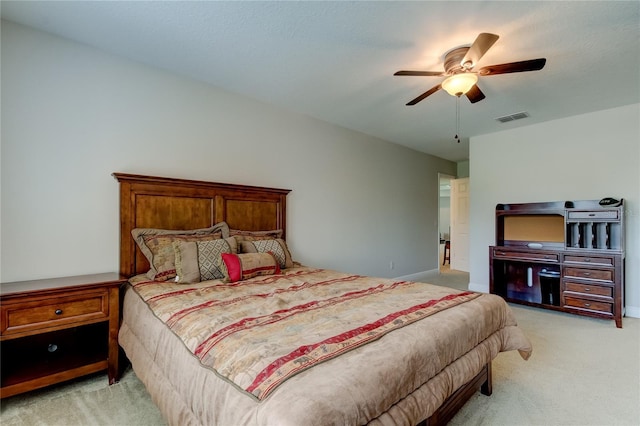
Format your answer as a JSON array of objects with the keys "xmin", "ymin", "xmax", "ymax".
[{"xmin": 221, "ymin": 252, "xmax": 281, "ymax": 283}]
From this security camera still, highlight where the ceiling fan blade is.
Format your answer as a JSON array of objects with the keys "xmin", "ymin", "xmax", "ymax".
[
  {"xmin": 479, "ymin": 58, "xmax": 547, "ymax": 75},
  {"xmin": 406, "ymin": 84, "xmax": 442, "ymax": 106},
  {"xmin": 461, "ymin": 33, "xmax": 499, "ymax": 69},
  {"xmin": 466, "ymin": 84, "xmax": 486, "ymax": 103},
  {"xmin": 394, "ymin": 70, "xmax": 444, "ymax": 77}
]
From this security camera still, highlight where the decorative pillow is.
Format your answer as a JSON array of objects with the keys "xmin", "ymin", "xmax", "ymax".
[
  {"xmin": 131, "ymin": 222, "xmax": 229, "ymax": 281},
  {"xmin": 143, "ymin": 233, "xmax": 229, "ymax": 281},
  {"xmin": 230, "ymin": 229, "xmax": 283, "ymax": 242},
  {"xmin": 220, "ymin": 252, "xmax": 281, "ymax": 283},
  {"xmin": 173, "ymin": 237, "xmax": 238, "ymax": 284},
  {"xmin": 239, "ymin": 239, "xmax": 294, "ymax": 269}
]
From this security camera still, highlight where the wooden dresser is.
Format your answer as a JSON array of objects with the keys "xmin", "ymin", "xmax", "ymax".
[
  {"xmin": 490, "ymin": 200, "xmax": 625, "ymax": 328},
  {"xmin": 0, "ymin": 273, "xmax": 125, "ymax": 398}
]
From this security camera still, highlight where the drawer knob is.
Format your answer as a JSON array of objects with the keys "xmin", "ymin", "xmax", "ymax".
[
  {"xmin": 583, "ymin": 272, "xmax": 591, "ymax": 277},
  {"xmin": 584, "ymin": 288, "xmax": 591, "ymax": 292},
  {"xmin": 585, "ymin": 258, "xmax": 591, "ymax": 262},
  {"xmin": 584, "ymin": 303, "xmax": 591, "ymax": 307},
  {"xmin": 55, "ymin": 309, "xmax": 63, "ymax": 315},
  {"xmin": 48, "ymin": 343, "xmax": 58, "ymax": 353}
]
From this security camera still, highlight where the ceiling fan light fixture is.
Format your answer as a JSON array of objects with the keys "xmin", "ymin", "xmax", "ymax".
[{"xmin": 441, "ymin": 73, "xmax": 478, "ymax": 97}]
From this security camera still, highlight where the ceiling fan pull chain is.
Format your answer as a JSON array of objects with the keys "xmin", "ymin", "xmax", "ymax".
[{"xmin": 454, "ymin": 96, "xmax": 461, "ymax": 143}]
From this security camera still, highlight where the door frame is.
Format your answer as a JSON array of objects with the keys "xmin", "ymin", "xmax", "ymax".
[{"xmin": 438, "ymin": 173, "xmax": 456, "ymax": 273}]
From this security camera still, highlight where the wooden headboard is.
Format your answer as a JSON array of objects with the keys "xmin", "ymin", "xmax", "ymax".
[{"xmin": 113, "ymin": 173, "xmax": 291, "ymax": 277}]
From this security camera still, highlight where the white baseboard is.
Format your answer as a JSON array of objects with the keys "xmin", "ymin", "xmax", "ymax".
[
  {"xmin": 468, "ymin": 281, "xmax": 489, "ymax": 293},
  {"xmin": 625, "ymin": 306, "xmax": 640, "ymax": 318}
]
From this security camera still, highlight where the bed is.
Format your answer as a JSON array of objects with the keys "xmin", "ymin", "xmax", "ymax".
[{"xmin": 113, "ymin": 173, "xmax": 532, "ymax": 426}]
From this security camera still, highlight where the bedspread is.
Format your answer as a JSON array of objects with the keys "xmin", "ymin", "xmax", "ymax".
[
  {"xmin": 122, "ymin": 266, "xmax": 532, "ymax": 425},
  {"xmin": 130, "ymin": 268, "xmax": 482, "ymax": 399}
]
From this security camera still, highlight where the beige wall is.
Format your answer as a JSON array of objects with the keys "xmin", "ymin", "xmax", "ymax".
[
  {"xmin": 0, "ymin": 21, "xmax": 456, "ymax": 282},
  {"xmin": 469, "ymin": 103, "xmax": 640, "ymax": 317}
]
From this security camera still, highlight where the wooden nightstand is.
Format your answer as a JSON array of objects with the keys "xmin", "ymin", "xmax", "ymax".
[{"xmin": 0, "ymin": 273, "xmax": 125, "ymax": 398}]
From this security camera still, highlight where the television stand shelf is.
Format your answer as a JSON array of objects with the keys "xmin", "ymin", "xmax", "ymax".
[{"xmin": 489, "ymin": 200, "xmax": 625, "ymax": 328}]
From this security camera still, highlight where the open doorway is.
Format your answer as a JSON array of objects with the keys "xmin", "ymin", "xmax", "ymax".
[{"xmin": 438, "ymin": 173, "xmax": 455, "ymax": 273}]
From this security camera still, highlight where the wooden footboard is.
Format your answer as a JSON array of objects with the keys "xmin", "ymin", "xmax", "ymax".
[{"xmin": 418, "ymin": 362, "xmax": 492, "ymax": 426}]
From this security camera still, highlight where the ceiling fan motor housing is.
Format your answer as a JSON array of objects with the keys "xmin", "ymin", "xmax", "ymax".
[{"xmin": 444, "ymin": 47, "xmax": 471, "ymax": 74}]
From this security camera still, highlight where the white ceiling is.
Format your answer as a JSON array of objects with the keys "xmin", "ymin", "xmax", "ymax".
[{"xmin": 2, "ymin": 1, "xmax": 639, "ymax": 162}]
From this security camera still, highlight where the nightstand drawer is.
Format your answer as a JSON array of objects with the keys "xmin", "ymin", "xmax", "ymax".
[
  {"xmin": 563, "ymin": 267, "xmax": 613, "ymax": 282},
  {"xmin": 1, "ymin": 290, "xmax": 109, "ymax": 336},
  {"xmin": 564, "ymin": 282, "xmax": 612, "ymax": 298},
  {"xmin": 564, "ymin": 296, "xmax": 613, "ymax": 315}
]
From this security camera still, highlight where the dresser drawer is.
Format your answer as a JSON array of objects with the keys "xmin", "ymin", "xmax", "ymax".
[
  {"xmin": 564, "ymin": 282, "xmax": 612, "ymax": 298},
  {"xmin": 567, "ymin": 210, "xmax": 618, "ymax": 220},
  {"xmin": 564, "ymin": 296, "xmax": 613, "ymax": 315},
  {"xmin": 1, "ymin": 290, "xmax": 109, "ymax": 336},
  {"xmin": 492, "ymin": 249, "xmax": 559, "ymax": 262},
  {"xmin": 563, "ymin": 267, "xmax": 613, "ymax": 282},
  {"xmin": 563, "ymin": 255, "xmax": 614, "ymax": 266}
]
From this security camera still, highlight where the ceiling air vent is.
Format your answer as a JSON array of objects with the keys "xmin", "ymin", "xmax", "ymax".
[{"xmin": 495, "ymin": 111, "xmax": 530, "ymax": 123}]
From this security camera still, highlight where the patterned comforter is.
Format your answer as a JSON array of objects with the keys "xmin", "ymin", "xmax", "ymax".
[{"xmin": 130, "ymin": 267, "xmax": 482, "ymax": 400}]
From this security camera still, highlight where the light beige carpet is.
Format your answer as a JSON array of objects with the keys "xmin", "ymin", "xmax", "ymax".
[
  {"xmin": 430, "ymin": 270, "xmax": 640, "ymax": 426},
  {"xmin": 1, "ymin": 270, "xmax": 638, "ymax": 425},
  {"xmin": 0, "ymin": 367, "xmax": 166, "ymax": 426}
]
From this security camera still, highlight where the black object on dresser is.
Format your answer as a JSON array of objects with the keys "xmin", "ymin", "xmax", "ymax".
[{"xmin": 489, "ymin": 199, "xmax": 625, "ymax": 328}]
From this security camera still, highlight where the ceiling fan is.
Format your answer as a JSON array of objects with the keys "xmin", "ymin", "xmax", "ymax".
[{"xmin": 394, "ymin": 33, "xmax": 546, "ymax": 106}]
